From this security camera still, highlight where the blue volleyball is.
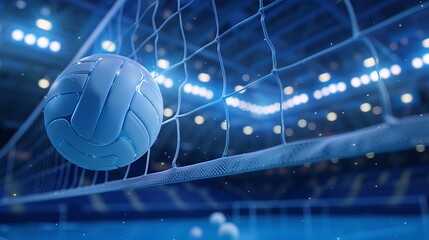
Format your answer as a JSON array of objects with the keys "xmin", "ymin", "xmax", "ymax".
[{"xmin": 43, "ymin": 54, "xmax": 163, "ymax": 170}]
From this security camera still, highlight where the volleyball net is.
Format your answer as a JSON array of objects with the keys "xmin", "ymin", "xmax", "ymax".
[{"xmin": 1, "ymin": 0, "xmax": 429, "ymax": 204}]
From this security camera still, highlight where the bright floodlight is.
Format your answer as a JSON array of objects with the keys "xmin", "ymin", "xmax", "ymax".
[
  {"xmin": 351, "ymin": 77, "xmax": 361, "ymax": 88},
  {"xmin": 337, "ymin": 82, "xmax": 347, "ymax": 92},
  {"xmin": 326, "ymin": 112, "xmax": 337, "ymax": 122},
  {"xmin": 313, "ymin": 90, "xmax": 322, "ymax": 100},
  {"xmin": 423, "ymin": 54, "xmax": 429, "ymax": 65},
  {"xmin": 273, "ymin": 125, "xmax": 281, "ymax": 134},
  {"xmin": 297, "ymin": 119, "xmax": 307, "ymax": 128},
  {"xmin": 370, "ymin": 71, "xmax": 379, "ymax": 81},
  {"xmin": 360, "ymin": 74, "xmax": 370, "ymax": 85},
  {"xmin": 157, "ymin": 59, "xmax": 169, "ymax": 69},
  {"xmin": 422, "ymin": 38, "xmax": 429, "ymax": 48},
  {"xmin": 37, "ymin": 37, "xmax": 49, "ymax": 48},
  {"xmin": 363, "ymin": 57, "xmax": 376, "ymax": 68},
  {"xmin": 283, "ymin": 86, "xmax": 294, "ymax": 95},
  {"xmin": 412, "ymin": 58, "xmax": 423, "ymax": 69},
  {"xmin": 243, "ymin": 126, "xmax": 253, "ymax": 135},
  {"xmin": 318, "ymin": 72, "xmax": 331, "ymax": 82},
  {"xmin": 299, "ymin": 93, "xmax": 309, "ymax": 103},
  {"xmin": 194, "ymin": 115, "xmax": 205, "ymax": 125},
  {"xmin": 49, "ymin": 41, "xmax": 61, "ymax": 52},
  {"xmin": 164, "ymin": 78, "xmax": 173, "ymax": 88},
  {"xmin": 38, "ymin": 78, "xmax": 50, "ymax": 89},
  {"xmin": 11, "ymin": 29, "xmax": 24, "ymax": 41},
  {"xmin": 360, "ymin": 103, "xmax": 372, "ymax": 112},
  {"xmin": 234, "ymin": 85, "xmax": 246, "ymax": 94},
  {"xmin": 220, "ymin": 121, "xmax": 227, "ymax": 130},
  {"xmin": 379, "ymin": 68, "xmax": 390, "ymax": 79},
  {"xmin": 36, "ymin": 19, "xmax": 52, "ymax": 31},
  {"xmin": 401, "ymin": 93, "xmax": 413, "ymax": 104},
  {"xmin": 390, "ymin": 64, "xmax": 401, "ymax": 75},
  {"xmin": 24, "ymin": 34, "xmax": 36, "ymax": 45},
  {"xmin": 101, "ymin": 40, "xmax": 116, "ymax": 52},
  {"xmin": 163, "ymin": 108, "xmax": 173, "ymax": 117},
  {"xmin": 198, "ymin": 73, "xmax": 210, "ymax": 82},
  {"xmin": 328, "ymin": 83, "xmax": 337, "ymax": 94}
]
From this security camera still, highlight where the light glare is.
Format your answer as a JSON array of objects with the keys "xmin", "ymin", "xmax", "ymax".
[
  {"xmin": 37, "ymin": 36, "xmax": 49, "ymax": 48},
  {"xmin": 401, "ymin": 93, "xmax": 413, "ymax": 104},
  {"xmin": 38, "ymin": 78, "xmax": 50, "ymax": 89},
  {"xmin": 326, "ymin": 112, "xmax": 337, "ymax": 122},
  {"xmin": 412, "ymin": 58, "xmax": 423, "ymax": 69},
  {"xmin": 24, "ymin": 34, "xmax": 36, "ymax": 45},
  {"xmin": 423, "ymin": 38, "xmax": 429, "ymax": 48},
  {"xmin": 318, "ymin": 72, "xmax": 331, "ymax": 82},
  {"xmin": 101, "ymin": 40, "xmax": 116, "ymax": 52},
  {"xmin": 49, "ymin": 41, "xmax": 61, "ymax": 52},
  {"xmin": 36, "ymin": 19, "xmax": 52, "ymax": 31},
  {"xmin": 194, "ymin": 115, "xmax": 205, "ymax": 125},
  {"xmin": 157, "ymin": 59, "xmax": 170, "ymax": 69},
  {"xmin": 11, "ymin": 29, "xmax": 24, "ymax": 41},
  {"xmin": 198, "ymin": 73, "xmax": 210, "ymax": 82},
  {"xmin": 243, "ymin": 126, "xmax": 253, "ymax": 135},
  {"xmin": 390, "ymin": 64, "xmax": 401, "ymax": 75},
  {"xmin": 360, "ymin": 103, "xmax": 372, "ymax": 112},
  {"xmin": 363, "ymin": 57, "xmax": 376, "ymax": 68}
]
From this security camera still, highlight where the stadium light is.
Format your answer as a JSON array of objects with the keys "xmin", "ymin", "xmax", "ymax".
[
  {"xmin": 360, "ymin": 103, "xmax": 371, "ymax": 112},
  {"xmin": 401, "ymin": 93, "xmax": 413, "ymax": 104},
  {"xmin": 163, "ymin": 108, "xmax": 173, "ymax": 117},
  {"xmin": 37, "ymin": 36, "xmax": 49, "ymax": 48},
  {"xmin": 337, "ymin": 82, "xmax": 347, "ymax": 92},
  {"xmin": 11, "ymin": 29, "xmax": 24, "ymax": 41},
  {"xmin": 351, "ymin": 77, "xmax": 361, "ymax": 88},
  {"xmin": 243, "ymin": 126, "xmax": 253, "ymax": 135},
  {"xmin": 283, "ymin": 86, "xmax": 294, "ymax": 95},
  {"xmin": 163, "ymin": 78, "xmax": 173, "ymax": 88},
  {"xmin": 423, "ymin": 38, "xmax": 429, "ymax": 48},
  {"xmin": 363, "ymin": 57, "xmax": 376, "ymax": 68},
  {"xmin": 318, "ymin": 72, "xmax": 331, "ymax": 82},
  {"xmin": 234, "ymin": 85, "xmax": 246, "ymax": 94},
  {"xmin": 49, "ymin": 41, "xmax": 61, "ymax": 52},
  {"xmin": 36, "ymin": 19, "xmax": 52, "ymax": 31},
  {"xmin": 360, "ymin": 74, "xmax": 370, "ymax": 85},
  {"xmin": 326, "ymin": 112, "xmax": 337, "ymax": 122},
  {"xmin": 101, "ymin": 40, "xmax": 116, "ymax": 52},
  {"xmin": 194, "ymin": 115, "xmax": 205, "ymax": 125},
  {"xmin": 24, "ymin": 34, "xmax": 36, "ymax": 45},
  {"xmin": 390, "ymin": 64, "xmax": 401, "ymax": 75},
  {"xmin": 379, "ymin": 68, "xmax": 390, "ymax": 79},
  {"xmin": 38, "ymin": 78, "xmax": 50, "ymax": 89},
  {"xmin": 157, "ymin": 59, "xmax": 169, "ymax": 69},
  {"xmin": 198, "ymin": 73, "xmax": 210, "ymax": 82},
  {"xmin": 412, "ymin": 58, "xmax": 423, "ymax": 69},
  {"xmin": 423, "ymin": 54, "xmax": 429, "ymax": 64}
]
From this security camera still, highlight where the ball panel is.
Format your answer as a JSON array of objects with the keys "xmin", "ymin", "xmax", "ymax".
[
  {"xmin": 45, "ymin": 74, "xmax": 87, "ymax": 102},
  {"xmin": 123, "ymin": 111, "xmax": 150, "ymax": 157},
  {"xmin": 58, "ymin": 140, "xmax": 117, "ymax": 170},
  {"xmin": 58, "ymin": 61, "xmax": 95, "ymax": 79},
  {"xmin": 136, "ymin": 80, "xmax": 164, "ymax": 123},
  {"xmin": 130, "ymin": 94, "xmax": 161, "ymax": 145},
  {"xmin": 47, "ymin": 119, "xmax": 136, "ymax": 170},
  {"xmin": 71, "ymin": 58, "xmax": 124, "ymax": 140},
  {"xmin": 44, "ymin": 93, "xmax": 79, "ymax": 126},
  {"xmin": 92, "ymin": 61, "xmax": 143, "ymax": 144}
]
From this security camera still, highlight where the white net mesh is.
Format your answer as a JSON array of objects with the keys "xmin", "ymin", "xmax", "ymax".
[{"xmin": 1, "ymin": 0, "xmax": 429, "ymax": 204}]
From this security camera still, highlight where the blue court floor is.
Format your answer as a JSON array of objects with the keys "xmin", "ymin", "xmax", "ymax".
[{"xmin": 0, "ymin": 215, "xmax": 426, "ymax": 240}]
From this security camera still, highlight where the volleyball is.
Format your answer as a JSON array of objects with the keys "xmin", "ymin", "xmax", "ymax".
[{"xmin": 43, "ymin": 54, "xmax": 163, "ymax": 170}]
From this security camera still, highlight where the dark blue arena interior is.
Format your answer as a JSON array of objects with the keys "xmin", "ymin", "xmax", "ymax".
[{"xmin": 1, "ymin": 0, "xmax": 429, "ymax": 239}]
